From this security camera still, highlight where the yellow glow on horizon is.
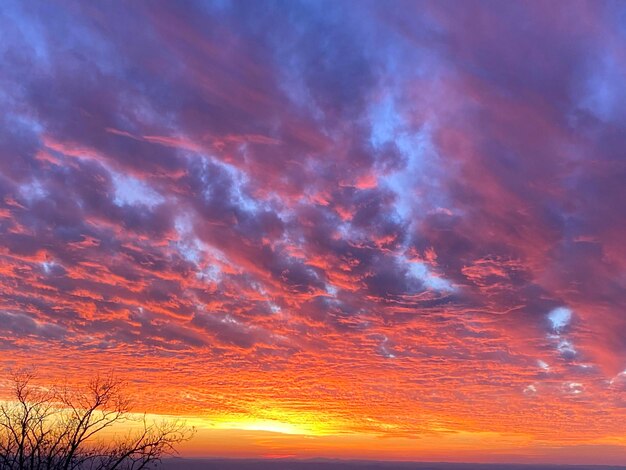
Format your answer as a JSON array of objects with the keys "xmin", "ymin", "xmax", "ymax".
[
  {"xmin": 200, "ymin": 411, "xmax": 336, "ymax": 436},
  {"xmin": 148, "ymin": 407, "xmax": 339, "ymax": 437},
  {"xmin": 50, "ymin": 408, "xmax": 626, "ymax": 465},
  {"xmin": 219, "ymin": 418, "xmax": 306, "ymax": 435}
]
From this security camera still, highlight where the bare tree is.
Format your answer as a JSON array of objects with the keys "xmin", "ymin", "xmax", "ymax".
[{"xmin": 0, "ymin": 371, "xmax": 194, "ymax": 470}]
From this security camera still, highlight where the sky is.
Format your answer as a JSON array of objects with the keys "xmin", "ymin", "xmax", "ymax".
[{"xmin": 1, "ymin": 0, "xmax": 626, "ymax": 465}]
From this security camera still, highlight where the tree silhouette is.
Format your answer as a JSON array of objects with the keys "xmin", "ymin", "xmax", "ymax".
[{"xmin": 0, "ymin": 371, "xmax": 194, "ymax": 470}]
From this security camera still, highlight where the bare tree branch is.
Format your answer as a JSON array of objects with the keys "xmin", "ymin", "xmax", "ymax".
[{"xmin": 0, "ymin": 371, "xmax": 194, "ymax": 470}]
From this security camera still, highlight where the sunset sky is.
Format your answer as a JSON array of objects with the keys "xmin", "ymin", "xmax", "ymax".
[{"xmin": 1, "ymin": 0, "xmax": 626, "ymax": 465}]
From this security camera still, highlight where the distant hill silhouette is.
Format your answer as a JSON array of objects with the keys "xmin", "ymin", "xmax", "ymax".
[{"xmin": 160, "ymin": 458, "xmax": 626, "ymax": 470}]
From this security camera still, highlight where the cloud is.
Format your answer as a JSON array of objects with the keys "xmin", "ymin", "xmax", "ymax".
[
  {"xmin": 0, "ymin": 0, "xmax": 625, "ymax": 454},
  {"xmin": 548, "ymin": 307, "xmax": 572, "ymax": 333}
]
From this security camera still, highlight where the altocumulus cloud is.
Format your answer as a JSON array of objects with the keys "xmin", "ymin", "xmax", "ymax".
[{"xmin": 0, "ymin": 0, "xmax": 625, "ymax": 446}]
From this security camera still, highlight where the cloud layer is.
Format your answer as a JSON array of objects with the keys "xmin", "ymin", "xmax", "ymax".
[{"xmin": 1, "ymin": 0, "xmax": 626, "ymax": 459}]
